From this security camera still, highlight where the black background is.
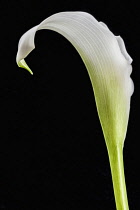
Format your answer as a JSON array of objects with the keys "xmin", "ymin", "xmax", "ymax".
[{"xmin": 1, "ymin": 0, "xmax": 140, "ymax": 209}]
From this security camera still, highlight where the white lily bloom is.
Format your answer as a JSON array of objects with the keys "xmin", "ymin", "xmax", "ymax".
[
  {"xmin": 16, "ymin": 11, "xmax": 133, "ymax": 148},
  {"xmin": 16, "ymin": 12, "xmax": 133, "ymax": 210}
]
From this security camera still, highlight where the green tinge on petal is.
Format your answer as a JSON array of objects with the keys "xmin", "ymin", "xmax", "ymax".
[{"xmin": 17, "ymin": 59, "xmax": 33, "ymax": 75}]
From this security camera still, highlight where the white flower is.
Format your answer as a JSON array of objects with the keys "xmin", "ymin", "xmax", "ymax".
[
  {"xmin": 16, "ymin": 11, "xmax": 133, "ymax": 148},
  {"xmin": 16, "ymin": 12, "xmax": 133, "ymax": 209}
]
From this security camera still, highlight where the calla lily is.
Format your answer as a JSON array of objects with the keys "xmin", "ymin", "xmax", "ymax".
[{"xmin": 16, "ymin": 12, "xmax": 133, "ymax": 210}]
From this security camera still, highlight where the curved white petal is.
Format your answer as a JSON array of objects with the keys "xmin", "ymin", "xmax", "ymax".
[{"xmin": 16, "ymin": 12, "xmax": 133, "ymax": 147}]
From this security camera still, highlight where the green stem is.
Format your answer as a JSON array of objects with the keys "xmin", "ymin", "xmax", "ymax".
[{"xmin": 107, "ymin": 144, "xmax": 129, "ymax": 210}]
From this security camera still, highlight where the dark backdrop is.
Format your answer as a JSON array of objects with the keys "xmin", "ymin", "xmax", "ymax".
[{"xmin": 1, "ymin": 0, "xmax": 140, "ymax": 209}]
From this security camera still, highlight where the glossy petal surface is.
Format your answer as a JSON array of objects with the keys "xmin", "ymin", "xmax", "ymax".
[{"xmin": 16, "ymin": 12, "xmax": 133, "ymax": 147}]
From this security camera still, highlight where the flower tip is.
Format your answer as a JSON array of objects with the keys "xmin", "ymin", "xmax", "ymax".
[{"xmin": 17, "ymin": 59, "xmax": 33, "ymax": 75}]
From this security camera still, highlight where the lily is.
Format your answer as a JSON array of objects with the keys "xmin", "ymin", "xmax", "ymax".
[{"xmin": 16, "ymin": 12, "xmax": 133, "ymax": 210}]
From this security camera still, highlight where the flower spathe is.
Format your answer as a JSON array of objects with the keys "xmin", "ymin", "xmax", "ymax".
[{"xmin": 16, "ymin": 12, "xmax": 133, "ymax": 149}]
